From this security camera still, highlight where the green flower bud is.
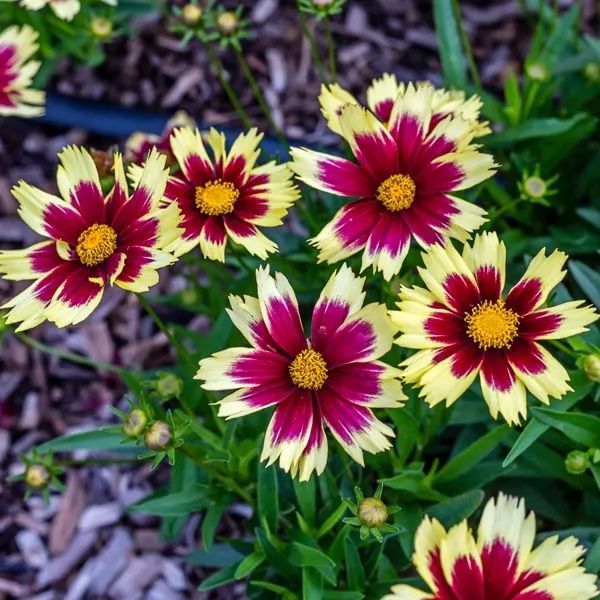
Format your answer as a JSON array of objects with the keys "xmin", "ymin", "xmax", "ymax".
[
  {"xmin": 526, "ymin": 63, "xmax": 549, "ymax": 82},
  {"xmin": 217, "ymin": 11, "xmax": 238, "ymax": 35},
  {"xmin": 583, "ymin": 62, "xmax": 600, "ymax": 83},
  {"xmin": 90, "ymin": 17, "xmax": 113, "ymax": 40},
  {"xmin": 583, "ymin": 354, "xmax": 600, "ymax": 383},
  {"xmin": 357, "ymin": 497, "xmax": 388, "ymax": 528},
  {"xmin": 145, "ymin": 421, "xmax": 172, "ymax": 451},
  {"xmin": 25, "ymin": 464, "xmax": 51, "ymax": 490},
  {"xmin": 523, "ymin": 176, "xmax": 547, "ymax": 200},
  {"xmin": 565, "ymin": 450, "xmax": 590, "ymax": 475},
  {"xmin": 181, "ymin": 3, "xmax": 202, "ymax": 25},
  {"xmin": 156, "ymin": 373, "xmax": 184, "ymax": 400},
  {"xmin": 123, "ymin": 409, "xmax": 149, "ymax": 437}
]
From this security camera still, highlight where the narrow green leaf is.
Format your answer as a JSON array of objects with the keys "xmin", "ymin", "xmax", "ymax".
[
  {"xmin": 584, "ymin": 536, "xmax": 600, "ymax": 573},
  {"xmin": 185, "ymin": 543, "xmax": 244, "ymax": 568},
  {"xmin": 197, "ymin": 563, "xmax": 238, "ymax": 591},
  {"xmin": 317, "ymin": 502, "xmax": 348, "ymax": 539},
  {"xmin": 36, "ymin": 426, "xmax": 134, "ymax": 452},
  {"xmin": 234, "ymin": 552, "xmax": 265, "ymax": 580},
  {"xmin": 201, "ymin": 501, "xmax": 229, "ymax": 550},
  {"xmin": 288, "ymin": 542, "xmax": 336, "ymax": 569},
  {"xmin": 255, "ymin": 527, "xmax": 296, "ymax": 580},
  {"xmin": 294, "ymin": 477, "xmax": 317, "ymax": 526},
  {"xmin": 433, "ymin": 0, "xmax": 467, "ymax": 87},
  {"xmin": 434, "ymin": 425, "xmax": 511, "ymax": 485},
  {"xmin": 531, "ymin": 408, "xmax": 600, "ymax": 447},
  {"xmin": 427, "ymin": 490, "xmax": 485, "ymax": 527},
  {"xmin": 344, "ymin": 537, "xmax": 365, "ymax": 591},
  {"xmin": 302, "ymin": 567, "xmax": 324, "ymax": 600},
  {"xmin": 569, "ymin": 260, "xmax": 600, "ymax": 308},
  {"xmin": 128, "ymin": 484, "xmax": 210, "ymax": 516},
  {"xmin": 257, "ymin": 463, "xmax": 279, "ymax": 532}
]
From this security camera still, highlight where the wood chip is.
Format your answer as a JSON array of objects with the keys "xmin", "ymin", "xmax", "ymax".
[
  {"xmin": 16, "ymin": 529, "xmax": 48, "ymax": 568},
  {"xmin": 78, "ymin": 502, "xmax": 122, "ymax": 532},
  {"xmin": 49, "ymin": 471, "xmax": 87, "ymax": 554},
  {"xmin": 108, "ymin": 553, "xmax": 163, "ymax": 599}
]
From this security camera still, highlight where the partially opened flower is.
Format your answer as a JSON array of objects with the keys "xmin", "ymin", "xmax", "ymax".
[
  {"xmin": 164, "ymin": 126, "xmax": 299, "ymax": 261},
  {"xmin": 319, "ymin": 75, "xmax": 490, "ymax": 137},
  {"xmin": 382, "ymin": 493, "xmax": 599, "ymax": 600},
  {"xmin": 125, "ymin": 111, "xmax": 196, "ymax": 166},
  {"xmin": 0, "ymin": 147, "xmax": 181, "ymax": 330},
  {"xmin": 291, "ymin": 83, "xmax": 495, "ymax": 280},
  {"xmin": 0, "ymin": 25, "xmax": 45, "ymax": 117},
  {"xmin": 20, "ymin": 0, "xmax": 81, "ymax": 20},
  {"xmin": 196, "ymin": 264, "xmax": 405, "ymax": 480},
  {"xmin": 391, "ymin": 232, "xmax": 598, "ymax": 424}
]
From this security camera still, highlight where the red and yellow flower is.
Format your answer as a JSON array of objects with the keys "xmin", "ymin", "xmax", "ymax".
[
  {"xmin": 391, "ymin": 232, "xmax": 598, "ymax": 424},
  {"xmin": 382, "ymin": 493, "xmax": 599, "ymax": 600},
  {"xmin": 319, "ymin": 74, "xmax": 490, "ymax": 138},
  {"xmin": 196, "ymin": 264, "xmax": 404, "ymax": 480},
  {"xmin": 163, "ymin": 126, "xmax": 300, "ymax": 261},
  {"xmin": 125, "ymin": 110, "xmax": 196, "ymax": 166},
  {"xmin": 291, "ymin": 82, "xmax": 495, "ymax": 280},
  {"xmin": 0, "ymin": 146, "xmax": 181, "ymax": 330},
  {"xmin": 0, "ymin": 25, "xmax": 45, "ymax": 118}
]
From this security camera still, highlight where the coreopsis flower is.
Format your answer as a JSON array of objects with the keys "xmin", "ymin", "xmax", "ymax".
[
  {"xmin": 20, "ymin": 0, "xmax": 116, "ymax": 20},
  {"xmin": 382, "ymin": 493, "xmax": 599, "ymax": 600},
  {"xmin": 163, "ymin": 126, "xmax": 300, "ymax": 261},
  {"xmin": 391, "ymin": 232, "xmax": 598, "ymax": 424},
  {"xmin": 197, "ymin": 264, "xmax": 405, "ymax": 480},
  {"xmin": 125, "ymin": 111, "xmax": 196, "ymax": 166},
  {"xmin": 319, "ymin": 75, "xmax": 490, "ymax": 137},
  {"xmin": 291, "ymin": 83, "xmax": 495, "ymax": 280},
  {"xmin": 0, "ymin": 25, "xmax": 45, "ymax": 117},
  {"xmin": 0, "ymin": 147, "xmax": 181, "ymax": 331}
]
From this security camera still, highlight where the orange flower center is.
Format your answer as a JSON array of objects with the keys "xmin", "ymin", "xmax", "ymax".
[
  {"xmin": 195, "ymin": 179, "xmax": 239, "ymax": 216},
  {"xmin": 289, "ymin": 348, "xmax": 328, "ymax": 390},
  {"xmin": 465, "ymin": 300, "xmax": 520, "ymax": 350},
  {"xmin": 376, "ymin": 173, "xmax": 416, "ymax": 211},
  {"xmin": 76, "ymin": 223, "xmax": 117, "ymax": 267}
]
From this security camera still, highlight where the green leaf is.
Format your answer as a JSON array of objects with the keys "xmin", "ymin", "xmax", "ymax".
[
  {"xmin": 201, "ymin": 501, "xmax": 229, "ymax": 550},
  {"xmin": 531, "ymin": 408, "xmax": 600, "ymax": 447},
  {"xmin": 379, "ymin": 470, "xmax": 447, "ymax": 501},
  {"xmin": 503, "ymin": 373, "xmax": 592, "ymax": 467},
  {"xmin": 323, "ymin": 593, "xmax": 364, "ymax": 600},
  {"xmin": 288, "ymin": 542, "xmax": 336, "ymax": 569},
  {"xmin": 434, "ymin": 425, "xmax": 511, "ymax": 485},
  {"xmin": 433, "ymin": 0, "xmax": 467, "ymax": 87},
  {"xmin": 584, "ymin": 536, "xmax": 600, "ymax": 573},
  {"xmin": 234, "ymin": 552, "xmax": 265, "ymax": 580},
  {"xmin": 128, "ymin": 484, "xmax": 210, "ymax": 516},
  {"xmin": 294, "ymin": 477, "xmax": 317, "ymax": 526},
  {"xmin": 344, "ymin": 537, "xmax": 365, "ymax": 591},
  {"xmin": 255, "ymin": 527, "xmax": 296, "ymax": 580},
  {"xmin": 303, "ymin": 567, "xmax": 324, "ymax": 600},
  {"xmin": 257, "ymin": 463, "xmax": 279, "ymax": 532},
  {"xmin": 197, "ymin": 563, "xmax": 238, "ymax": 591},
  {"xmin": 36, "ymin": 426, "xmax": 135, "ymax": 452},
  {"xmin": 185, "ymin": 543, "xmax": 244, "ymax": 568},
  {"xmin": 569, "ymin": 260, "xmax": 600, "ymax": 308},
  {"xmin": 483, "ymin": 114, "xmax": 590, "ymax": 146},
  {"xmin": 427, "ymin": 490, "xmax": 485, "ymax": 528},
  {"xmin": 317, "ymin": 502, "xmax": 348, "ymax": 539}
]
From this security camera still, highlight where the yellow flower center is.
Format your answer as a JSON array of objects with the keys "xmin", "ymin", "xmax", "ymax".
[
  {"xmin": 76, "ymin": 223, "xmax": 117, "ymax": 267},
  {"xmin": 376, "ymin": 174, "xmax": 416, "ymax": 211},
  {"xmin": 465, "ymin": 300, "xmax": 520, "ymax": 350},
  {"xmin": 289, "ymin": 348, "xmax": 328, "ymax": 390},
  {"xmin": 195, "ymin": 180, "xmax": 239, "ymax": 216}
]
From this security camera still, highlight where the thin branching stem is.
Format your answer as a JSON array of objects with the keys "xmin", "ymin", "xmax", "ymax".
[
  {"xmin": 325, "ymin": 17, "xmax": 337, "ymax": 82},
  {"xmin": 298, "ymin": 8, "xmax": 327, "ymax": 83}
]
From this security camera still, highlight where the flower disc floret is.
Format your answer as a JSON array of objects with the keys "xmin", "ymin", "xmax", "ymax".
[
  {"xmin": 465, "ymin": 300, "xmax": 520, "ymax": 350},
  {"xmin": 289, "ymin": 348, "xmax": 328, "ymax": 390},
  {"xmin": 376, "ymin": 174, "xmax": 416, "ymax": 211},
  {"xmin": 76, "ymin": 224, "xmax": 118, "ymax": 267},
  {"xmin": 195, "ymin": 180, "xmax": 239, "ymax": 216}
]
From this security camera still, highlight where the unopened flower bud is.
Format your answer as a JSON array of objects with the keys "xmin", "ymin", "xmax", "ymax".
[
  {"xmin": 357, "ymin": 497, "xmax": 388, "ymax": 528},
  {"xmin": 90, "ymin": 149, "xmax": 113, "ymax": 177},
  {"xmin": 181, "ymin": 3, "xmax": 202, "ymax": 25},
  {"xmin": 583, "ymin": 354, "xmax": 600, "ymax": 382},
  {"xmin": 123, "ymin": 409, "xmax": 148, "ymax": 437},
  {"xmin": 25, "ymin": 464, "xmax": 50, "ymax": 490},
  {"xmin": 156, "ymin": 373, "xmax": 183, "ymax": 400},
  {"xmin": 91, "ymin": 17, "xmax": 113, "ymax": 40},
  {"xmin": 584, "ymin": 62, "xmax": 600, "ymax": 83},
  {"xmin": 312, "ymin": 0, "xmax": 334, "ymax": 6},
  {"xmin": 526, "ymin": 63, "xmax": 549, "ymax": 82},
  {"xmin": 565, "ymin": 450, "xmax": 589, "ymax": 475},
  {"xmin": 523, "ymin": 175, "xmax": 546, "ymax": 200},
  {"xmin": 145, "ymin": 421, "xmax": 172, "ymax": 450},
  {"xmin": 217, "ymin": 11, "xmax": 238, "ymax": 35}
]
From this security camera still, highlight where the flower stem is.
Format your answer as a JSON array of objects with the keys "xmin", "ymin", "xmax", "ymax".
[
  {"xmin": 298, "ymin": 8, "xmax": 327, "ymax": 82},
  {"xmin": 549, "ymin": 340, "xmax": 579, "ymax": 359},
  {"xmin": 451, "ymin": 0, "xmax": 482, "ymax": 91},
  {"xmin": 203, "ymin": 41, "xmax": 253, "ymax": 129},
  {"xmin": 324, "ymin": 17, "xmax": 337, "ymax": 82},
  {"xmin": 16, "ymin": 332, "xmax": 124, "ymax": 374},
  {"xmin": 233, "ymin": 47, "xmax": 287, "ymax": 146}
]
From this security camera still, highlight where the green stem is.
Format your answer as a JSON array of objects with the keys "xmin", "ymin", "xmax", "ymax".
[
  {"xmin": 233, "ymin": 47, "xmax": 287, "ymax": 146},
  {"xmin": 203, "ymin": 41, "xmax": 253, "ymax": 129},
  {"xmin": 487, "ymin": 197, "xmax": 524, "ymax": 224},
  {"xmin": 298, "ymin": 9, "xmax": 327, "ymax": 83},
  {"xmin": 549, "ymin": 340, "xmax": 579, "ymax": 360},
  {"xmin": 16, "ymin": 332, "xmax": 124, "ymax": 374},
  {"xmin": 324, "ymin": 17, "xmax": 337, "ymax": 82},
  {"xmin": 451, "ymin": 0, "xmax": 482, "ymax": 91}
]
